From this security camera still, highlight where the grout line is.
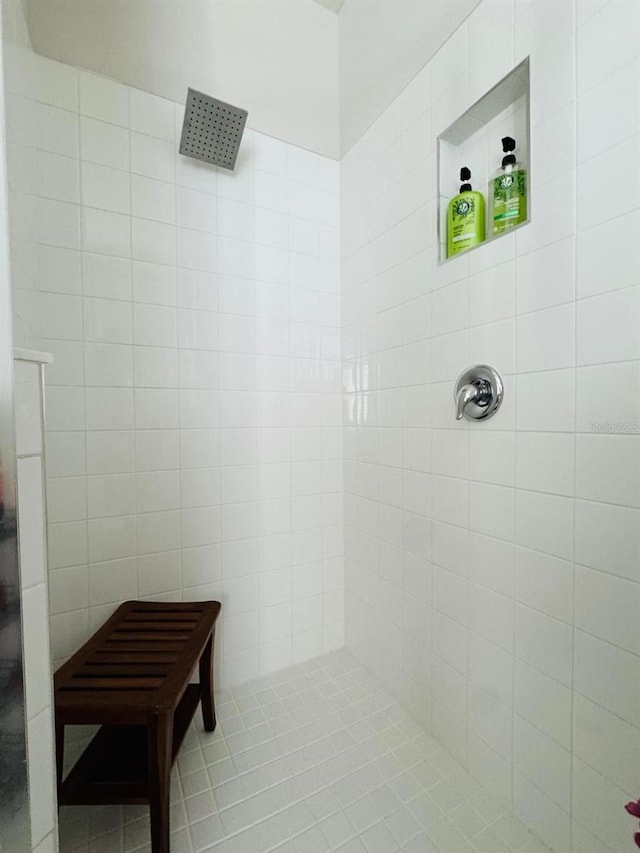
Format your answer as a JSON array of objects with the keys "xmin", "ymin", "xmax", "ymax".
[
  {"xmin": 569, "ymin": 2, "xmax": 579, "ymax": 847},
  {"xmin": 73, "ymin": 66, "xmax": 91, "ymax": 639}
]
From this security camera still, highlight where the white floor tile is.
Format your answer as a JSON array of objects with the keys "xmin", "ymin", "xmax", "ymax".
[{"xmin": 58, "ymin": 650, "xmax": 551, "ymax": 853}]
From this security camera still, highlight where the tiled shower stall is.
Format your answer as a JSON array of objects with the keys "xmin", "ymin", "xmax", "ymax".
[
  {"xmin": 2, "ymin": 0, "xmax": 640, "ymax": 852},
  {"xmin": 6, "ymin": 51, "xmax": 344, "ymax": 684}
]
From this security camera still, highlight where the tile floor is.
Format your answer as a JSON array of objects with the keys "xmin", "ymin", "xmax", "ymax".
[{"xmin": 58, "ymin": 649, "xmax": 551, "ymax": 853}]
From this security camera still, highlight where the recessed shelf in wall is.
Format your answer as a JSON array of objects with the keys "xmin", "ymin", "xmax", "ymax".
[{"xmin": 437, "ymin": 58, "xmax": 530, "ymax": 265}]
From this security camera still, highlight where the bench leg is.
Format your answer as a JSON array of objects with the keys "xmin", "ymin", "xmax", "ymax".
[
  {"xmin": 55, "ymin": 720, "xmax": 64, "ymax": 796},
  {"xmin": 148, "ymin": 713, "xmax": 173, "ymax": 853},
  {"xmin": 199, "ymin": 633, "xmax": 216, "ymax": 732}
]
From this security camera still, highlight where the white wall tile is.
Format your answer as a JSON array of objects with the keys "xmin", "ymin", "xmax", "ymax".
[
  {"xmin": 79, "ymin": 70, "xmax": 129, "ymax": 126},
  {"xmin": 177, "ymin": 227, "xmax": 217, "ymax": 272},
  {"xmin": 26, "ymin": 705, "xmax": 57, "ymax": 846},
  {"xmin": 577, "ymin": 286, "xmax": 640, "ymax": 365},
  {"xmin": 14, "ymin": 360, "xmax": 44, "ymax": 455},
  {"xmin": 575, "ymin": 498, "xmax": 640, "ymax": 583},
  {"xmin": 36, "ymin": 198, "xmax": 81, "ymax": 251},
  {"xmin": 36, "ymin": 102, "xmax": 79, "ymax": 158},
  {"xmin": 577, "ymin": 0, "xmax": 640, "ymax": 94},
  {"xmin": 36, "ymin": 55, "xmax": 77, "ymax": 112},
  {"xmin": 515, "ymin": 369, "xmax": 575, "ymax": 432},
  {"xmin": 46, "ymin": 475, "xmax": 87, "ymax": 524},
  {"xmin": 84, "ymin": 297, "xmax": 132, "ymax": 345},
  {"xmin": 516, "ymin": 490, "xmax": 573, "ymax": 561},
  {"xmin": 132, "ymin": 174, "xmax": 176, "ymax": 224},
  {"xmin": 514, "ymin": 546, "xmax": 573, "ymax": 624},
  {"xmin": 514, "ymin": 715, "xmax": 571, "ymax": 811},
  {"xmin": 177, "ymin": 187, "xmax": 217, "ymax": 233},
  {"xmin": 82, "ymin": 208, "xmax": 131, "ymax": 257},
  {"xmin": 572, "ymin": 757, "xmax": 633, "ymax": 852},
  {"xmin": 513, "ymin": 771, "xmax": 571, "ymax": 853},
  {"xmin": 468, "ymin": 262, "xmax": 515, "ymax": 327},
  {"xmin": 574, "ymin": 629, "xmax": 640, "ymax": 728},
  {"xmin": 573, "ymin": 692, "xmax": 640, "ymax": 795},
  {"xmin": 138, "ymin": 510, "xmax": 181, "ymax": 555},
  {"xmin": 81, "ymin": 161, "xmax": 130, "ymax": 214},
  {"xmin": 132, "ymin": 217, "xmax": 176, "ymax": 265},
  {"xmin": 577, "ymin": 211, "xmax": 640, "ymax": 302},
  {"xmin": 515, "ymin": 603, "xmax": 572, "ymax": 686},
  {"xmin": 136, "ymin": 470, "xmax": 180, "ymax": 513},
  {"xmin": 577, "ymin": 58, "xmax": 639, "ymax": 165},
  {"xmin": 45, "ymin": 431, "xmax": 86, "ymax": 477},
  {"xmin": 45, "ymin": 386, "xmax": 85, "ymax": 431},
  {"xmin": 514, "ymin": 659, "xmax": 572, "ymax": 749},
  {"xmin": 138, "ymin": 550, "xmax": 181, "ymax": 595},
  {"xmin": 86, "ymin": 430, "xmax": 134, "ymax": 474},
  {"xmin": 87, "ymin": 473, "xmax": 135, "ymax": 518},
  {"xmin": 88, "ymin": 556, "xmax": 137, "ymax": 605},
  {"xmin": 469, "ymin": 635, "xmax": 513, "ymax": 709},
  {"xmin": 80, "ymin": 115, "xmax": 129, "ymax": 170},
  {"xmin": 87, "ymin": 515, "xmax": 136, "ymax": 563},
  {"xmin": 515, "ymin": 432, "xmax": 574, "ymax": 496},
  {"xmin": 516, "ymin": 238, "xmax": 575, "ymax": 314},
  {"xmin": 131, "ymin": 131, "xmax": 175, "ymax": 182},
  {"xmin": 48, "ymin": 520, "xmax": 87, "ymax": 569},
  {"xmin": 575, "ymin": 565, "xmax": 640, "ymax": 656},
  {"xmin": 577, "ymin": 136, "xmax": 640, "ymax": 233},
  {"xmin": 576, "ymin": 361, "xmax": 640, "ymax": 433},
  {"xmin": 134, "ymin": 260, "xmax": 177, "ymax": 306},
  {"xmin": 16, "ymin": 457, "xmax": 46, "ymax": 589},
  {"xmin": 516, "ymin": 303, "xmax": 575, "ymax": 373},
  {"xmin": 181, "ymin": 506, "xmax": 221, "ymax": 548},
  {"xmin": 134, "ymin": 345, "xmax": 178, "ymax": 388},
  {"xmin": 130, "ymin": 88, "xmax": 176, "ymax": 141},
  {"xmin": 37, "ymin": 149, "xmax": 80, "ymax": 204},
  {"xmin": 133, "ymin": 302, "xmax": 177, "ymax": 348},
  {"xmin": 576, "ymin": 433, "xmax": 640, "ymax": 507},
  {"xmin": 39, "ymin": 292, "xmax": 83, "ymax": 341}
]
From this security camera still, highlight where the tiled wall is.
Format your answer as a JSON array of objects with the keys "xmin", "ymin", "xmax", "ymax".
[
  {"xmin": 5, "ymin": 50, "xmax": 343, "ymax": 687},
  {"xmin": 341, "ymin": 1, "xmax": 640, "ymax": 852}
]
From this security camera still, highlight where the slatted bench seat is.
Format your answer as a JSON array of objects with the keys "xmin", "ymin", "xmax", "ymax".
[{"xmin": 54, "ymin": 599, "xmax": 222, "ymax": 853}]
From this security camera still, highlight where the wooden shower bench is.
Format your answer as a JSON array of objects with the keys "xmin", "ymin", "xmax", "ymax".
[{"xmin": 54, "ymin": 599, "xmax": 221, "ymax": 853}]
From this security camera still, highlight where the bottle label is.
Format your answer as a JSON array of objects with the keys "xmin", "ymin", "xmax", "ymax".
[
  {"xmin": 492, "ymin": 170, "xmax": 527, "ymax": 234},
  {"xmin": 449, "ymin": 196, "xmax": 481, "ymax": 255},
  {"xmin": 452, "ymin": 197, "xmax": 475, "ymax": 222}
]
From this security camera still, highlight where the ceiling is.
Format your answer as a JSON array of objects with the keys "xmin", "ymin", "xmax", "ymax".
[
  {"xmin": 26, "ymin": 0, "xmax": 339, "ymax": 157},
  {"xmin": 25, "ymin": 0, "xmax": 481, "ymax": 157},
  {"xmin": 311, "ymin": 0, "xmax": 346, "ymax": 12}
]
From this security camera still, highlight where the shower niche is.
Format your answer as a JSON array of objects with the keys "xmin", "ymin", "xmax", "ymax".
[{"xmin": 437, "ymin": 58, "xmax": 530, "ymax": 264}]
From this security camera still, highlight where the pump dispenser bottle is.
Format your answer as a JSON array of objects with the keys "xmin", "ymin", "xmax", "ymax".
[
  {"xmin": 489, "ymin": 136, "xmax": 527, "ymax": 236},
  {"xmin": 447, "ymin": 167, "xmax": 485, "ymax": 258}
]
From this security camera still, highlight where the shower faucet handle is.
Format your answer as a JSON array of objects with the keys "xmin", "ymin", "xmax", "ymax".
[
  {"xmin": 453, "ymin": 365, "xmax": 504, "ymax": 422},
  {"xmin": 455, "ymin": 383, "xmax": 482, "ymax": 420}
]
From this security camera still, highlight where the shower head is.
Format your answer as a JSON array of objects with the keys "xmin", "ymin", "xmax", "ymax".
[{"xmin": 179, "ymin": 88, "xmax": 248, "ymax": 171}]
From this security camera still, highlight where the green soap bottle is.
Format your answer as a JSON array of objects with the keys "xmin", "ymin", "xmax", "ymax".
[
  {"xmin": 489, "ymin": 136, "xmax": 527, "ymax": 236},
  {"xmin": 447, "ymin": 167, "xmax": 485, "ymax": 258}
]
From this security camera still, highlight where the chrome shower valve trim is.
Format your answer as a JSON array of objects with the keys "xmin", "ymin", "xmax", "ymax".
[{"xmin": 454, "ymin": 364, "xmax": 503, "ymax": 421}]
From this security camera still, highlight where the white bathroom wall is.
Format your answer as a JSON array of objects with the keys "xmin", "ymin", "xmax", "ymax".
[
  {"xmin": 341, "ymin": 1, "xmax": 640, "ymax": 852},
  {"xmin": 2, "ymin": 0, "xmax": 41, "ymax": 352},
  {"xmin": 11, "ymin": 53, "xmax": 343, "ymax": 688},
  {"xmin": 339, "ymin": 0, "xmax": 481, "ymax": 153}
]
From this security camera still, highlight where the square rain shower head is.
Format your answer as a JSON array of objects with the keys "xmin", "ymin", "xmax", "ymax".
[{"xmin": 179, "ymin": 88, "xmax": 248, "ymax": 171}]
